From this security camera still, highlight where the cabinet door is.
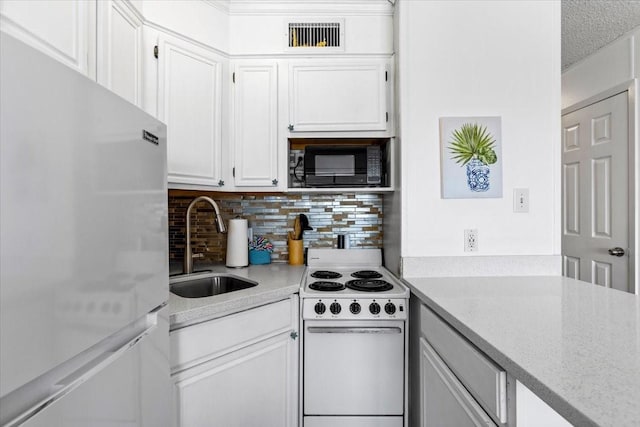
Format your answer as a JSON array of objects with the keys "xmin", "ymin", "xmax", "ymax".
[
  {"xmin": 232, "ymin": 61, "xmax": 280, "ymax": 188},
  {"xmin": 289, "ymin": 60, "xmax": 388, "ymax": 132},
  {"xmin": 158, "ymin": 34, "xmax": 223, "ymax": 187},
  {"xmin": 96, "ymin": 0, "xmax": 143, "ymax": 107},
  {"xmin": 419, "ymin": 338, "xmax": 497, "ymax": 427},
  {"xmin": 0, "ymin": 0, "xmax": 95, "ymax": 78},
  {"xmin": 172, "ymin": 331, "xmax": 298, "ymax": 427}
]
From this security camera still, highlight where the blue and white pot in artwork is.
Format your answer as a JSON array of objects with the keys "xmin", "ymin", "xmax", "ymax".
[{"xmin": 466, "ymin": 159, "xmax": 490, "ymax": 192}]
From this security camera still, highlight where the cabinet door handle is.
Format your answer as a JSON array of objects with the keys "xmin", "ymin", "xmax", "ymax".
[
  {"xmin": 272, "ymin": 179, "xmax": 278, "ymax": 186},
  {"xmin": 288, "ymin": 124, "xmax": 294, "ymax": 131}
]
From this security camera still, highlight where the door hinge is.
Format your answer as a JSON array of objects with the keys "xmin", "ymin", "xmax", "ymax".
[
  {"xmin": 386, "ymin": 112, "xmax": 389, "ymax": 122},
  {"xmin": 153, "ymin": 45, "xmax": 158, "ymax": 59},
  {"xmin": 385, "ymin": 71, "xmax": 388, "ymax": 81},
  {"xmin": 290, "ymin": 331, "xmax": 298, "ymax": 340},
  {"xmin": 232, "ymin": 72, "xmax": 235, "ymax": 83},
  {"xmin": 232, "ymin": 167, "xmax": 235, "ymax": 177}
]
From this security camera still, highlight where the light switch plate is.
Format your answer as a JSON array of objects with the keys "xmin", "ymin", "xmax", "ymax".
[{"xmin": 514, "ymin": 188, "xmax": 529, "ymax": 213}]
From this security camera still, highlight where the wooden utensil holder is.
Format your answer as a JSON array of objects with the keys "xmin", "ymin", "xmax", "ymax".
[{"xmin": 288, "ymin": 239, "xmax": 304, "ymax": 265}]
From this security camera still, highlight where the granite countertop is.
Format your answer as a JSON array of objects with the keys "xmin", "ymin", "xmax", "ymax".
[
  {"xmin": 169, "ymin": 262, "xmax": 305, "ymax": 329},
  {"xmin": 405, "ymin": 275, "xmax": 640, "ymax": 427}
]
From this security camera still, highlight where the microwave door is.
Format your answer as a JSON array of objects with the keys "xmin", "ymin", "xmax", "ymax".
[{"xmin": 316, "ymin": 155, "xmax": 355, "ymax": 177}]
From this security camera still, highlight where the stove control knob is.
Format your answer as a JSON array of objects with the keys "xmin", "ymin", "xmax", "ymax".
[
  {"xmin": 314, "ymin": 302, "xmax": 326, "ymax": 315},
  {"xmin": 369, "ymin": 302, "xmax": 381, "ymax": 315},
  {"xmin": 384, "ymin": 302, "xmax": 396, "ymax": 315},
  {"xmin": 330, "ymin": 302, "xmax": 342, "ymax": 315},
  {"xmin": 349, "ymin": 302, "xmax": 361, "ymax": 314}
]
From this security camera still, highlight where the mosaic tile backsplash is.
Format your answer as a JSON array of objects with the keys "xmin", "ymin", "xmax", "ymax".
[{"xmin": 169, "ymin": 191, "xmax": 384, "ymax": 264}]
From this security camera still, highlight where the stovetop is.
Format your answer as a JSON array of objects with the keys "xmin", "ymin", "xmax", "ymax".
[
  {"xmin": 302, "ymin": 266, "xmax": 408, "ymax": 298},
  {"xmin": 301, "ymin": 248, "xmax": 409, "ymax": 298},
  {"xmin": 301, "ymin": 249, "xmax": 409, "ymax": 320}
]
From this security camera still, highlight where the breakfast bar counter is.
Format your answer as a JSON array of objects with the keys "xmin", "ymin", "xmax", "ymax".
[{"xmin": 404, "ymin": 275, "xmax": 640, "ymax": 427}]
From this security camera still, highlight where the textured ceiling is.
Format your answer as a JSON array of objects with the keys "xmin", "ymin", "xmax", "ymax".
[{"xmin": 562, "ymin": 0, "xmax": 640, "ymax": 70}]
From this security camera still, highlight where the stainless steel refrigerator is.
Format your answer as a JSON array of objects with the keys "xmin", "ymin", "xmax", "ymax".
[{"xmin": 0, "ymin": 33, "xmax": 171, "ymax": 426}]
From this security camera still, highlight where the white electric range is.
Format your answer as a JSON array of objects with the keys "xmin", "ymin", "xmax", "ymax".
[{"xmin": 300, "ymin": 248, "xmax": 409, "ymax": 427}]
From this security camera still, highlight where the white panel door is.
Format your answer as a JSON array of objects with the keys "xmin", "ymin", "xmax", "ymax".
[
  {"xmin": 158, "ymin": 33, "xmax": 224, "ymax": 187},
  {"xmin": 0, "ymin": 0, "xmax": 95, "ymax": 77},
  {"xmin": 97, "ymin": 0, "xmax": 143, "ymax": 107},
  {"xmin": 289, "ymin": 60, "xmax": 388, "ymax": 132},
  {"xmin": 562, "ymin": 91, "xmax": 629, "ymax": 291},
  {"xmin": 232, "ymin": 61, "xmax": 280, "ymax": 188}
]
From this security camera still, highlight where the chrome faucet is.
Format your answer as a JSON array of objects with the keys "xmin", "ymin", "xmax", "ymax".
[{"xmin": 184, "ymin": 196, "xmax": 227, "ymax": 274}]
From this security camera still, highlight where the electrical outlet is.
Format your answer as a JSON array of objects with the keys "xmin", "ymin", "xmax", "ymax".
[
  {"xmin": 514, "ymin": 188, "xmax": 529, "ymax": 213},
  {"xmin": 464, "ymin": 229, "xmax": 478, "ymax": 252}
]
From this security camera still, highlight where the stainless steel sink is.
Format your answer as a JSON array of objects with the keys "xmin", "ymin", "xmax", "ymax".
[{"xmin": 170, "ymin": 273, "xmax": 257, "ymax": 298}]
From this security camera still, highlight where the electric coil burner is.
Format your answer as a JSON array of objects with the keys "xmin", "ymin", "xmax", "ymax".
[
  {"xmin": 351, "ymin": 270, "xmax": 383, "ymax": 279},
  {"xmin": 308, "ymin": 281, "xmax": 346, "ymax": 292},
  {"xmin": 300, "ymin": 248, "xmax": 409, "ymax": 427},
  {"xmin": 311, "ymin": 270, "xmax": 343, "ymax": 279},
  {"xmin": 345, "ymin": 279, "xmax": 393, "ymax": 292}
]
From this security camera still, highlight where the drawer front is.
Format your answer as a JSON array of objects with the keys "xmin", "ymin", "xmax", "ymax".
[
  {"xmin": 420, "ymin": 338, "xmax": 498, "ymax": 427},
  {"xmin": 420, "ymin": 305, "xmax": 507, "ymax": 424},
  {"xmin": 170, "ymin": 297, "xmax": 295, "ymax": 371}
]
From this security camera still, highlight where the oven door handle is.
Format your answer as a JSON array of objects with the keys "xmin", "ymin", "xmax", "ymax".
[{"xmin": 307, "ymin": 326, "xmax": 402, "ymax": 334}]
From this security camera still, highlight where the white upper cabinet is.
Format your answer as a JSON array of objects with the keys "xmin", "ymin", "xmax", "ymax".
[
  {"xmin": 0, "ymin": 0, "xmax": 95, "ymax": 78},
  {"xmin": 96, "ymin": 0, "xmax": 143, "ymax": 107},
  {"xmin": 157, "ymin": 33, "xmax": 225, "ymax": 187},
  {"xmin": 289, "ymin": 59, "xmax": 390, "ymax": 133},
  {"xmin": 232, "ymin": 61, "xmax": 281, "ymax": 188}
]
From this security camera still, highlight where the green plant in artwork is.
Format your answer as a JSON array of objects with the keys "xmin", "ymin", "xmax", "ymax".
[{"xmin": 448, "ymin": 122, "xmax": 498, "ymax": 166}]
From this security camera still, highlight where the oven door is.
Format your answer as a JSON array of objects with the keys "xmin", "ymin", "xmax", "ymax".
[{"xmin": 303, "ymin": 319, "xmax": 405, "ymax": 416}]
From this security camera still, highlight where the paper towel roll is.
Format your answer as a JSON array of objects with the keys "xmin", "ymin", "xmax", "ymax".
[{"xmin": 226, "ymin": 218, "xmax": 249, "ymax": 268}]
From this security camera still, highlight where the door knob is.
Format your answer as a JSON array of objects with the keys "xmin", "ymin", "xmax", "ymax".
[{"xmin": 608, "ymin": 247, "xmax": 625, "ymax": 257}]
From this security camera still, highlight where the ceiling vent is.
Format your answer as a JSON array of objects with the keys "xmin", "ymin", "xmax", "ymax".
[{"xmin": 286, "ymin": 20, "xmax": 344, "ymax": 52}]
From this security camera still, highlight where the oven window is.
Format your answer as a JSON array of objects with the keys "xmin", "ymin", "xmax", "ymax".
[{"xmin": 316, "ymin": 155, "xmax": 355, "ymax": 177}]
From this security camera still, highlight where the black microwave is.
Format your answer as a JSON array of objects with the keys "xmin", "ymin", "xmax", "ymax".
[{"xmin": 304, "ymin": 145, "xmax": 384, "ymax": 187}]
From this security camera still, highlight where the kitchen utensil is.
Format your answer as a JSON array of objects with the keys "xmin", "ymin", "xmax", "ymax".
[
  {"xmin": 300, "ymin": 214, "xmax": 313, "ymax": 231},
  {"xmin": 294, "ymin": 216, "xmax": 302, "ymax": 240}
]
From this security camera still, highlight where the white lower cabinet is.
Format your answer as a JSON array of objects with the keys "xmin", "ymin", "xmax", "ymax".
[{"xmin": 170, "ymin": 296, "xmax": 299, "ymax": 427}]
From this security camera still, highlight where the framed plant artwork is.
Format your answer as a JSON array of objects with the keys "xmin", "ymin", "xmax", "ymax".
[{"xmin": 440, "ymin": 116, "xmax": 503, "ymax": 199}]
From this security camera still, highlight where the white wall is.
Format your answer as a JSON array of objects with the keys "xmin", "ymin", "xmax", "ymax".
[
  {"xmin": 562, "ymin": 27, "xmax": 640, "ymax": 109},
  {"xmin": 397, "ymin": 1, "xmax": 561, "ymax": 272},
  {"xmin": 562, "ymin": 26, "xmax": 640, "ymax": 293}
]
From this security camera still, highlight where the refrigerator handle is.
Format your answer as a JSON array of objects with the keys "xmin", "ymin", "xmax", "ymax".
[{"xmin": 0, "ymin": 304, "xmax": 165, "ymax": 427}]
